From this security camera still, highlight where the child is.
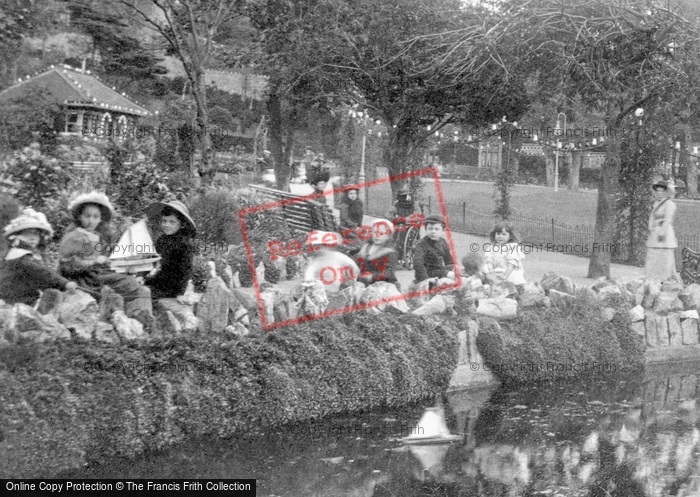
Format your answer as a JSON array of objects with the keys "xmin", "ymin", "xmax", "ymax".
[
  {"xmin": 412, "ymin": 214, "xmax": 456, "ymax": 284},
  {"xmin": 0, "ymin": 208, "xmax": 77, "ymax": 305},
  {"xmin": 144, "ymin": 200, "xmax": 197, "ymax": 299},
  {"xmin": 482, "ymin": 222, "xmax": 526, "ymax": 290},
  {"xmin": 389, "ymin": 185, "xmax": 414, "ymax": 221},
  {"xmin": 58, "ymin": 192, "xmax": 155, "ymax": 325},
  {"xmin": 339, "ymin": 187, "xmax": 364, "ymax": 230},
  {"xmin": 461, "ymin": 252, "xmax": 485, "ymax": 283},
  {"xmin": 355, "ymin": 218, "xmax": 399, "ymax": 288},
  {"xmin": 310, "ymin": 170, "xmax": 331, "ymax": 205}
]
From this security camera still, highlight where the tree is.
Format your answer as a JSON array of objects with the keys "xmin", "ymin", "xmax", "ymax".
[
  {"xmin": 111, "ymin": 0, "xmax": 245, "ymax": 185},
  {"xmin": 326, "ymin": 0, "xmax": 529, "ymax": 195},
  {"xmin": 67, "ymin": 1, "xmax": 169, "ymax": 100},
  {"xmin": 442, "ymin": 0, "xmax": 698, "ymax": 278},
  {"xmin": 0, "ymin": 87, "xmax": 60, "ymax": 153}
]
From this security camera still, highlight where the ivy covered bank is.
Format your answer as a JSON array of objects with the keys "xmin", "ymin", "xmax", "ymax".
[{"xmin": 0, "ymin": 313, "xmax": 459, "ymax": 478}]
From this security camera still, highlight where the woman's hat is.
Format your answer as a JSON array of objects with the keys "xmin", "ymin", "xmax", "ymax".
[
  {"xmin": 4, "ymin": 208, "xmax": 53, "ymax": 238},
  {"xmin": 652, "ymin": 177, "xmax": 676, "ymax": 193},
  {"xmin": 146, "ymin": 200, "xmax": 197, "ymax": 235},
  {"xmin": 311, "ymin": 170, "xmax": 331, "ymax": 184},
  {"xmin": 397, "ymin": 186, "xmax": 410, "ymax": 196},
  {"xmin": 424, "ymin": 214, "xmax": 445, "ymax": 226},
  {"xmin": 69, "ymin": 191, "xmax": 115, "ymax": 224}
]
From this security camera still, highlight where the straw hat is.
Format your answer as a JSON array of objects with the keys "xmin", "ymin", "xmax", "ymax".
[
  {"xmin": 146, "ymin": 200, "xmax": 197, "ymax": 236},
  {"xmin": 371, "ymin": 218, "xmax": 394, "ymax": 236},
  {"xmin": 4, "ymin": 208, "xmax": 53, "ymax": 238},
  {"xmin": 652, "ymin": 177, "xmax": 676, "ymax": 194},
  {"xmin": 69, "ymin": 191, "xmax": 114, "ymax": 224}
]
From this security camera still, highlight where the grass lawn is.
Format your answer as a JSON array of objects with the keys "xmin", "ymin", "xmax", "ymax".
[{"xmin": 366, "ymin": 179, "xmax": 700, "ymax": 239}]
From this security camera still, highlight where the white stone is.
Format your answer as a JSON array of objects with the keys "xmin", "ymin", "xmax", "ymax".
[
  {"xmin": 549, "ymin": 289, "xmax": 577, "ymax": 306},
  {"xmin": 679, "ymin": 284, "xmax": 700, "ymax": 310},
  {"xmin": 667, "ymin": 314, "xmax": 682, "ymax": 346},
  {"xmin": 112, "ymin": 310, "xmax": 146, "ymax": 340},
  {"xmin": 601, "ymin": 308, "xmax": 615, "ymax": 322},
  {"xmin": 680, "ymin": 309, "xmax": 700, "ymax": 320},
  {"xmin": 629, "ymin": 305, "xmax": 645, "ymax": 322},
  {"xmin": 681, "ymin": 319, "xmax": 699, "ymax": 345},
  {"xmin": 51, "ymin": 290, "xmax": 99, "ymax": 340},
  {"xmin": 476, "ymin": 297, "xmax": 518, "ymax": 320}
]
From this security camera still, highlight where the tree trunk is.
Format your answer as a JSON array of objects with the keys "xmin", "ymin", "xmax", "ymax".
[
  {"xmin": 191, "ymin": 68, "xmax": 210, "ymax": 187},
  {"xmin": 588, "ymin": 121, "xmax": 621, "ymax": 279},
  {"xmin": 383, "ymin": 130, "xmax": 415, "ymax": 196},
  {"xmin": 545, "ymin": 151, "xmax": 554, "ymax": 186},
  {"xmin": 570, "ymin": 150, "xmax": 581, "ymax": 192},
  {"xmin": 267, "ymin": 92, "xmax": 292, "ymax": 191},
  {"xmin": 685, "ymin": 124, "xmax": 697, "ymax": 197}
]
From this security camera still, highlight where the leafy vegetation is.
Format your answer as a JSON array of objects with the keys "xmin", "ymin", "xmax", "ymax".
[{"xmin": 0, "ymin": 313, "xmax": 459, "ymax": 476}]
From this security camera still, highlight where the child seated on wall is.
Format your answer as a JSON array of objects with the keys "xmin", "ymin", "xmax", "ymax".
[
  {"xmin": 0, "ymin": 208, "xmax": 77, "ymax": 305},
  {"xmin": 482, "ymin": 221, "xmax": 526, "ymax": 295},
  {"xmin": 355, "ymin": 218, "xmax": 399, "ymax": 289},
  {"xmin": 144, "ymin": 201, "xmax": 197, "ymax": 299},
  {"xmin": 58, "ymin": 191, "xmax": 156, "ymax": 329},
  {"xmin": 412, "ymin": 214, "xmax": 456, "ymax": 287}
]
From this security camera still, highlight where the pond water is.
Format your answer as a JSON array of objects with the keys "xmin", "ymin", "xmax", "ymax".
[{"xmin": 63, "ymin": 363, "xmax": 700, "ymax": 496}]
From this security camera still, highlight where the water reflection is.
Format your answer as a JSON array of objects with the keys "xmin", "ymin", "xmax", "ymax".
[{"xmin": 64, "ymin": 365, "xmax": 700, "ymax": 497}]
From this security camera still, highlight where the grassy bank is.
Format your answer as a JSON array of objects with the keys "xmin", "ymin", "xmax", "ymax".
[{"xmin": 0, "ymin": 313, "xmax": 459, "ymax": 478}]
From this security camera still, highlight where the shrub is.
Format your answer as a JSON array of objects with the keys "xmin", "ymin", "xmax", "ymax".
[
  {"xmin": 7, "ymin": 143, "xmax": 72, "ymax": 210},
  {"xmin": 476, "ymin": 295, "xmax": 644, "ymax": 385},
  {"xmin": 0, "ymin": 313, "xmax": 459, "ymax": 476},
  {"xmin": 189, "ymin": 188, "xmax": 243, "ymax": 246},
  {"xmin": 263, "ymin": 259, "xmax": 281, "ymax": 284}
]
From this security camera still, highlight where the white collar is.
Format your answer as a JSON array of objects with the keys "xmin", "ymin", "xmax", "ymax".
[{"xmin": 5, "ymin": 248, "xmax": 40, "ymax": 261}]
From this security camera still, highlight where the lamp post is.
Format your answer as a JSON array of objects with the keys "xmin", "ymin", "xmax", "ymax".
[
  {"xmin": 554, "ymin": 112, "xmax": 567, "ymax": 192},
  {"xmin": 350, "ymin": 109, "xmax": 381, "ymax": 206}
]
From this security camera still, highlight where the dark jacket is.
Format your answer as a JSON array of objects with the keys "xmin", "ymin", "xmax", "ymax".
[
  {"xmin": 413, "ymin": 237, "xmax": 455, "ymax": 283},
  {"xmin": 340, "ymin": 198, "xmax": 364, "ymax": 229},
  {"xmin": 355, "ymin": 246, "xmax": 398, "ymax": 285},
  {"xmin": 145, "ymin": 233, "xmax": 195, "ymax": 298},
  {"xmin": 0, "ymin": 251, "xmax": 69, "ymax": 305}
]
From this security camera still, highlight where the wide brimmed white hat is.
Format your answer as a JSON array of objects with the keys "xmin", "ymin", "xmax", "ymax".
[
  {"xmin": 146, "ymin": 200, "xmax": 197, "ymax": 236},
  {"xmin": 69, "ymin": 191, "xmax": 115, "ymax": 224},
  {"xmin": 4, "ymin": 208, "xmax": 53, "ymax": 238}
]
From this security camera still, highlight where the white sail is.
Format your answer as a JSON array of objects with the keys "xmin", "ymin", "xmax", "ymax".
[
  {"xmin": 401, "ymin": 406, "xmax": 462, "ymax": 445},
  {"xmin": 109, "ymin": 219, "xmax": 161, "ymax": 274}
]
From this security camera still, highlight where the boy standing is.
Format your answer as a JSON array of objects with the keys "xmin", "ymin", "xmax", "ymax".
[{"xmin": 412, "ymin": 214, "xmax": 456, "ymax": 284}]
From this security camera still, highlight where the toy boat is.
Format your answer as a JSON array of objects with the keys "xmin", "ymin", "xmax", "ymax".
[
  {"xmin": 109, "ymin": 219, "xmax": 161, "ymax": 274},
  {"xmin": 400, "ymin": 406, "xmax": 463, "ymax": 445}
]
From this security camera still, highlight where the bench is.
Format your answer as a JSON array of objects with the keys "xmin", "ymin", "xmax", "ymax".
[{"xmin": 250, "ymin": 184, "xmax": 339, "ymax": 234}]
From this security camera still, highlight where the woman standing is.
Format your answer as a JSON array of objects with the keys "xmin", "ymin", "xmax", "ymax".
[{"xmin": 646, "ymin": 178, "xmax": 680, "ymax": 281}]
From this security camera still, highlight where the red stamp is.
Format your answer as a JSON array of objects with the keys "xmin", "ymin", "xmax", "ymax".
[{"xmin": 239, "ymin": 167, "xmax": 460, "ymax": 329}]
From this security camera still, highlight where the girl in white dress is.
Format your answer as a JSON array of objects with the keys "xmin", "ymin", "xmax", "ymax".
[{"xmin": 482, "ymin": 221, "xmax": 526, "ymax": 291}]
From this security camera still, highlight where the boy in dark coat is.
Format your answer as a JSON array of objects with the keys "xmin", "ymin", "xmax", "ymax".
[
  {"xmin": 144, "ymin": 201, "xmax": 197, "ymax": 299},
  {"xmin": 0, "ymin": 208, "xmax": 77, "ymax": 305},
  {"xmin": 412, "ymin": 214, "xmax": 456, "ymax": 284}
]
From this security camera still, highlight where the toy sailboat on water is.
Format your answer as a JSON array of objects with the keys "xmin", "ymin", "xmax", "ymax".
[
  {"xmin": 109, "ymin": 219, "xmax": 161, "ymax": 274},
  {"xmin": 401, "ymin": 397, "xmax": 462, "ymax": 445}
]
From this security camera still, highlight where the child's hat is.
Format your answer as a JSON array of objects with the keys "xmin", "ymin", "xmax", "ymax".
[
  {"xmin": 4, "ymin": 208, "xmax": 53, "ymax": 238},
  {"xmin": 424, "ymin": 214, "xmax": 445, "ymax": 226},
  {"xmin": 69, "ymin": 191, "xmax": 115, "ymax": 223},
  {"xmin": 146, "ymin": 200, "xmax": 197, "ymax": 235}
]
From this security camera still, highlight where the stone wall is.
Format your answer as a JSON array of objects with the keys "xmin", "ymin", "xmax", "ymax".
[{"xmin": 449, "ymin": 273, "xmax": 700, "ymax": 390}]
